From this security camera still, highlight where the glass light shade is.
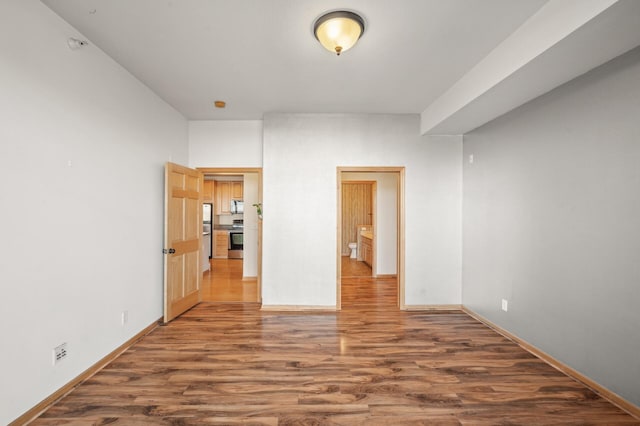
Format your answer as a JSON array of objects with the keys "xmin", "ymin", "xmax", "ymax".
[{"xmin": 314, "ymin": 11, "xmax": 364, "ymax": 55}]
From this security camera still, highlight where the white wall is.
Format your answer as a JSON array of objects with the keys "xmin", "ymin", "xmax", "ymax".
[
  {"xmin": 342, "ymin": 173, "xmax": 398, "ymax": 275},
  {"xmin": 242, "ymin": 173, "xmax": 259, "ymax": 278},
  {"xmin": 187, "ymin": 116, "xmax": 461, "ymax": 310},
  {"xmin": 463, "ymin": 46, "xmax": 640, "ymax": 406},
  {"xmin": 0, "ymin": 2, "xmax": 188, "ymax": 424},
  {"xmin": 188, "ymin": 120, "xmax": 263, "ymax": 279},
  {"xmin": 189, "ymin": 120, "xmax": 263, "ymax": 168},
  {"xmin": 262, "ymin": 113, "xmax": 462, "ymax": 307}
]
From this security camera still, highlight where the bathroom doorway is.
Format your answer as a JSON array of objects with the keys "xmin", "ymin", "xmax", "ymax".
[
  {"xmin": 341, "ymin": 180, "xmax": 375, "ymax": 277},
  {"xmin": 336, "ymin": 167, "xmax": 405, "ymax": 309}
]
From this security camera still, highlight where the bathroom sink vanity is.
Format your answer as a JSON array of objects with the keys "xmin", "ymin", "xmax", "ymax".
[
  {"xmin": 360, "ymin": 231, "xmax": 373, "ymax": 267},
  {"xmin": 356, "ymin": 224, "xmax": 374, "ymax": 267}
]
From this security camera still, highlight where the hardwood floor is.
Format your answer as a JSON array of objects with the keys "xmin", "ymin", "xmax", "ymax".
[
  {"xmin": 341, "ymin": 256, "xmax": 396, "ymax": 310},
  {"xmin": 341, "ymin": 256, "xmax": 372, "ymax": 278},
  {"xmin": 341, "ymin": 276, "xmax": 396, "ymax": 311},
  {"xmin": 204, "ymin": 257, "xmax": 374, "ymax": 304},
  {"xmin": 202, "ymin": 258, "xmax": 258, "ymax": 303},
  {"xmin": 30, "ymin": 274, "xmax": 639, "ymax": 425}
]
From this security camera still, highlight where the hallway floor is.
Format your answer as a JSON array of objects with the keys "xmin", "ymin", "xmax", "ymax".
[
  {"xmin": 32, "ymin": 275, "xmax": 637, "ymax": 424},
  {"xmin": 202, "ymin": 258, "xmax": 258, "ymax": 303}
]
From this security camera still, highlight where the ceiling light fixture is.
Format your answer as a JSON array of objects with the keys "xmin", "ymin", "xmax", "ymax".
[
  {"xmin": 313, "ymin": 10, "xmax": 365, "ymax": 56},
  {"xmin": 214, "ymin": 100, "xmax": 226, "ymax": 108}
]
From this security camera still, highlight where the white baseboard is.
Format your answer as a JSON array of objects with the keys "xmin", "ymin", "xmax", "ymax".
[{"xmin": 261, "ymin": 305, "xmax": 337, "ymax": 312}]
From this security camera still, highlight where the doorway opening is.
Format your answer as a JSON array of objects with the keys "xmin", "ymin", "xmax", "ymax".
[
  {"xmin": 337, "ymin": 167, "xmax": 405, "ymax": 310},
  {"xmin": 341, "ymin": 180, "xmax": 376, "ymax": 278},
  {"xmin": 197, "ymin": 167, "xmax": 262, "ymax": 304}
]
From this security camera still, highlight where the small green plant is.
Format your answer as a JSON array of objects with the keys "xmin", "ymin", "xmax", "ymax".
[{"xmin": 252, "ymin": 203, "xmax": 263, "ymax": 219}]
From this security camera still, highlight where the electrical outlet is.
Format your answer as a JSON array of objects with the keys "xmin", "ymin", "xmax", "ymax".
[
  {"xmin": 121, "ymin": 310, "xmax": 128, "ymax": 326},
  {"xmin": 501, "ymin": 299, "xmax": 508, "ymax": 312},
  {"xmin": 53, "ymin": 343, "xmax": 68, "ymax": 365}
]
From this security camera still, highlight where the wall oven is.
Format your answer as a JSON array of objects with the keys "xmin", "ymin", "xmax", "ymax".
[{"xmin": 228, "ymin": 231, "xmax": 243, "ymax": 259}]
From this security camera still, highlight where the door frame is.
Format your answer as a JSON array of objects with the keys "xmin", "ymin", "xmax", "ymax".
[
  {"xmin": 337, "ymin": 166, "xmax": 405, "ymax": 309},
  {"xmin": 197, "ymin": 167, "xmax": 263, "ymax": 304}
]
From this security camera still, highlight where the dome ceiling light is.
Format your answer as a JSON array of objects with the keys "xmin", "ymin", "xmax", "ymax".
[{"xmin": 313, "ymin": 10, "xmax": 365, "ymax": 56}]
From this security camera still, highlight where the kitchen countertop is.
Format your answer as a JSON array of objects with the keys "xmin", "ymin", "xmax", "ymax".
[{"xmin": 214, "ymin": 225, "xmax": 244, "ymax": 232}]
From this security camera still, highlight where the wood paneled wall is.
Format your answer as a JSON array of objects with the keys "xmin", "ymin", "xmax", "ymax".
[{"xmin": 341, "ymin": 182, "xmax": 373, "ymax": 255}]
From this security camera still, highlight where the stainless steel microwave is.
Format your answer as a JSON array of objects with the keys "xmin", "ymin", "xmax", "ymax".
[{"xmin": 230, "ymin": 200, "xmax": 243, "ymax": 214}]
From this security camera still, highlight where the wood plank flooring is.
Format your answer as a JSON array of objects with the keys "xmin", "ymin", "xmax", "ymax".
[
  {"xmin": 203, "ymin": 257, "xmax": 371, "ymax": 303},
  {"xmin": 341, "ymin": 256, "xmax": 396, "ymax": 310},
  {"xmin": 340, "ymin": 256, "xmax": 372, "ymax": 278},
  {"xmin": 202, "ymin": 258, "xmax": 258, "ymax": 303},
  {"xmin": 341, "ymin": 277, "xmax": 396, "ymax": 311},
  {"xmin": 30, "ymin": 273, "xmax": 639, "ymax": 425}
]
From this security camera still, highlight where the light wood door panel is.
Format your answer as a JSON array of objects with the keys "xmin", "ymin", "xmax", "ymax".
[
  {"xmin": 164, "ymin": 162, "xmax": 203, "ymax": 323},
  {"xmin": 231, "ymin": 181, "xmax": 243, "ymax": 199},
  {"xmin": 341, "ymin": 182, "xmax": 374, "ymax": 256}
]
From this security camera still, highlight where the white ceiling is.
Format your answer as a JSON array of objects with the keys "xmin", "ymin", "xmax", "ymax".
[
  {"xmin": 40, "ymin": 0, "xmax": 640, "ymax": 134},
  {"xmin": 41, "ymin": 0, "xmax": 547, "ymax": 119}
]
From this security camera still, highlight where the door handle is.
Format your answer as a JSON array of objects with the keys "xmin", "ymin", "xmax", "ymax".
[{"xmin": 163, "ymin": 248, "xmax": 176, "ymax": 254}]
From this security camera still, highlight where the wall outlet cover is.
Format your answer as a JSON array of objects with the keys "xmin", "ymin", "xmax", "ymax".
[{"xmin": 53, "ymin": 343, "xmax": 68, "ymax": 365}]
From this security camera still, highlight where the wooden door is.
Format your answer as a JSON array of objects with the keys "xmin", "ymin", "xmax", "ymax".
[
  {"xmin": 164, "ymin": 162, "xmax": 203, "ymax": 323},
  {"xmin": 341, "ymin": 182, "xmax": 374, "ymax": 255}
]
